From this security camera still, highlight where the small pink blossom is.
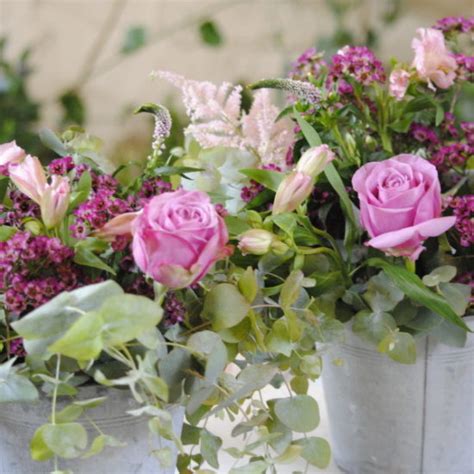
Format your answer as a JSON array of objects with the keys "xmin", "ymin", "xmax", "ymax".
[
  {"xmin": 389, "ymin": 69, "xmax": 411, "ymax": 100},
  {"xmin": 412, "ymin": 28, "xmax": 457, "ymax": 90}
]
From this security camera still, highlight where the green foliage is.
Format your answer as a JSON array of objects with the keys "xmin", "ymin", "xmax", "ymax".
[
  {"xmin": 0, "ymin": 357, "xmax": 38, "ymax": 402},
  {"xmin": 199, "ymin": 20, "xmax": 223, "ymax": 46},
  {"xmin": 203, "ymin": 283, "xmax": 250, "ymax": 331},
  {"xmin": 368, "ymin": 259, "xmax": 470, "ymax": 332},
  {"xmin": 274, "ymin": 395, "xmax": 320, "ymax": 433},
  {"xmin": 121, "ymin": 26, "xmax": 148, "ymax": 54}
]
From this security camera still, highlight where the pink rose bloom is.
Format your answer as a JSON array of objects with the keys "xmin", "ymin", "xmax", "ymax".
[
  {"xmin": 352, "ymin": 154, "xmax": 456, "ymax": 260},
  {"xmin": 0, "ymin": 141, "xmax": 26, "ymax": 166},
  {"xmin": 132, "ymin": 189, "xmax": 230, "ymax": 289},
  {"xmin": 412, "ymin": 27, "xmax": 457, "ymax": 90},
  {"xmin": 389, "ymin": 69, "xmax": 410, "ymax": 100}
]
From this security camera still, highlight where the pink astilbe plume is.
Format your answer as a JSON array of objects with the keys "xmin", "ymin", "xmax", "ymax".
[
  {"xmin": 155, "ymin": 70, "xmax": 244, "ymax": 148},
  {"xmin": 242, "ymin": 90, "xmax": 294, "ymax": 168}
]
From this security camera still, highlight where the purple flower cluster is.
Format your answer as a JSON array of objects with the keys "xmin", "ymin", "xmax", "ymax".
[
  {"xmin": 289, "ymin": 47, "xmax": 327, "ymax": 81},
  {"xmin": 328, "ymin": 46, "xmax": 386, "ymax": 93},
  {"xmin": 163, "ymin": 293, "xmax": 186, "ymax": 326},
  {"xmin": 446, "ymin": 195, "xmax": 474, "ymax": 247},
  {"xmin": 434, "ymin": 16, "xmax": 474, "ymax": 34},
  {"xmin": 0, "ymin": 190, "xmax": 40, "ymax": 228},
  {"xmin": 133, "ymin": 177, "xmax": 172, "ymax": 208},
  {"xmin": 0, "ymin": 232, "xmax": 88, "ymax": 314},
  {"xmin": 410, "ymin": 123, "xmax": 440, "ymax": 145},
  {"xmin": 48, "ymin": 156, "xmax": 75, "ymax": 175},
  {"xmin": 454, "ymin": 54, "xmax": 474, "ymax": 82},
  {"xmin": 431, "ymin": 143, "xmax": 472, "ymax": 172}
]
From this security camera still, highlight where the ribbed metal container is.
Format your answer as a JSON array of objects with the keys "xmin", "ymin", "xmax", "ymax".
[
  {"xmin": 0, "ymin": 385, "xmax": 184, "ymax": 474},
  {"xmin": 322, "ymin": 316, "xmax": 474, "ymax": 474}
]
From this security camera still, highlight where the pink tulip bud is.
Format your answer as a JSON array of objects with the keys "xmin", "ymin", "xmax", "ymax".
[
  {"xmin": 93, "ymin": 211, "xmax": 141, "ymax": 241},
  {"xmin": 272, "ymin": 172, "xmax": 313, "ymax": 215},
  {"xmin": 295, "ymin": 145, "xmax": 335, "ymax": 178},
  {"xmin": 238, "ymin": 229, "xmax": 276, "ymax": 255},
  {"xmin": 9, "ymin": 155, "xmax": 47, "ymax": 204},
  {"xmin": 41, "ymin": 176, "xmax": 71, "ymax": 229},
  {"xmin": 0, "ymin": 141, "xmax": 26, "ymax": 166}
]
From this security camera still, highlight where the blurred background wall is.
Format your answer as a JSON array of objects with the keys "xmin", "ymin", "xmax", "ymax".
[{"xmin": 0, "ymin": 0, "xmax": 471, "ymax": 162}]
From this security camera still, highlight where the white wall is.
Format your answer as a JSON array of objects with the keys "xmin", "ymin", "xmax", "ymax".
[{"xmin": 0, "ymin": 0, "xmax": 471, "ymax": 148}]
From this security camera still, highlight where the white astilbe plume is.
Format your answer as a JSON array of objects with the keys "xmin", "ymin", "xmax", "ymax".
[
  {"xmin": 154, "ymin": 70, "xmax": 244, "ymax": 149},
  {"xmin": 242, "ymin": 90, "xmax": 295, "ymax": 169}
]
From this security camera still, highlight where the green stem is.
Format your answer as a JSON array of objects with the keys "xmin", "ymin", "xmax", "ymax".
[{"xmin": 404, "ymin": 258, "xmax": 416, "ymax": 273}]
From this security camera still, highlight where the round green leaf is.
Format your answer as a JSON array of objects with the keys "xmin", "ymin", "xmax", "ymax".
[
  {"xmin": 203, "ymin": 284, "xmax": 250, "ymax": 331},
  {"xmin": 296, "ymin": 436, "xmax": 331, "ymax": 468},
  {"xmin": 378, "ymin": 331, "xmax": 417, "ymax": 364},
  {"xmin": 274, "ymin": 395, "xmax": 320, "ymax": 433},
  {"xmin": 42, "ymin": 423, "xmax": 88, "ymax": 459}
]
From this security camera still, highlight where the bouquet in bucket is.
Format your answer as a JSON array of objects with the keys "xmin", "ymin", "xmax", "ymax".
[{"xmin": 0, "ymin": 94, "xmax": 331, "ymax": 472}]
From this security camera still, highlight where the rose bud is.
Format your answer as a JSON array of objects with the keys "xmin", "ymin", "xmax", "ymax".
[
  {"xmin": 9, "ymin": 155, "xmax": 47, "ymax": 204},
  {"xmin": 295, "ymin": 145, "xmax": 335, "ymax": 179},
  {"xmin": 93, "ymin": 211, "xmax": 141, "ymax": 241},
  {"xmin": 40, "ymin": 176, "xmax": 71, "ymax": 229},
  {"xmin": 272, "ymin": 172, "xmax": 313, "ymax": 215},
  {"xmin": 238, "ymin": 229, "xmax": 276, "ymax": 256}
]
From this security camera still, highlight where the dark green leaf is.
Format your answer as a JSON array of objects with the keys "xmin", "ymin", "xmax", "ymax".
[
  {"xmin": 240, "ymin": 168, "xmax": 284, "ymax": 192},
  {"xmin": 368, "ymin": 258, "xmax": 470, "ymax": 332},
  {"xmin": 199, "ymin": 20, "xmax": 223, "ymax": 46}
]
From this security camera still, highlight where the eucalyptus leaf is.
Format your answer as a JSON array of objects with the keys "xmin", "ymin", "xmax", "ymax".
[
  {"xmin": 378, "ymin": 331, "xmax": 417, "ymax": 364},
  {"xmin": 42, "ymin": 422, "xmax": 88, "ymax": 459},
  {"xmin": 274, "ymin": 395, "xmax": 320, "ymax": 433},
  {"xmin": 0, "ymin": 358, "xmax": 39, "ymax": 403},
  {"xmin": 295, "ymin": 436, "xmax": 331, "ymax": 468},
  {"xmin": 229, "ymin": 461, "xmax": 269, "ymax": 474},
  {"xmin": 364, "ymin": 271, "xmax": 404, "ymax": 312},
  {"xmin": 203, "ymin": 284, "xmax": 250, "ymax": 331},
  {"xmin": 200, "ymin": 429, "xmax": 222, "ymax": 469},
  {"xmin": 352, "ymin": 310, "xmax": 397, "ymax": 344}
]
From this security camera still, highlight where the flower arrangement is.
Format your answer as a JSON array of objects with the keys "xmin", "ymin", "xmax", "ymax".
[{"xmin": 0, "ymin": 15, "xmax": 472, "ymax": 474}]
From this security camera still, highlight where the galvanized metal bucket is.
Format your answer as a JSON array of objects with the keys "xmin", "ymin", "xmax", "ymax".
[
  {"xmin": 322, "ymin": 316, "xmax": 474, "ymax": 474},
  {"xmin": 0, "ymin": 385, "xmax": 184, "ymax": 474}
]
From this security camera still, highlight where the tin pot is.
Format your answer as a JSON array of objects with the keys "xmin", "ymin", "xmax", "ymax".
[
  {"xmin": 322, "ymin": 317, "xmax": 474, "ymax": 474},
  {"xmin": 0, "ymin": 384, "xmax": 184, "ymax": 474}
]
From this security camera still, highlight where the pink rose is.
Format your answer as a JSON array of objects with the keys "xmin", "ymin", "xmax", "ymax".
[
  {"xmin": 0, "ymin": 141, "xmax": 26, "ymax": 166},
  {"xmin": 132, "ymin": 189, "xmax": 229, "ymax": 288},
  {"xmin": 352, "ymin": 154, "xmax": 456, "ymax": 260},
  {"xmin": 412, "ymin": 28, "xmax": 457, "ymax": 90},
  {"xmin": 389, "ymin": 69, "xmax": 410, "ymax": 100}
]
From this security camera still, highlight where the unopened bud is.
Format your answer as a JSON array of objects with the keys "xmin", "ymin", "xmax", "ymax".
[
  {"xmin": 238, "ymin": 229, "xmax": 276, "ymax": 256},
  {"xmin": 296, "ymin": 145, "xmax": 335, "ymax": 179},
  {"xmin": 272, "ymin": 172, "xmax": 313, "ymax": 215}
]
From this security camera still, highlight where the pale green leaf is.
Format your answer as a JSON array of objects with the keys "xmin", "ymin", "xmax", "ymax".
[
  {"xmin": 274, "ymin": 395, "xmax": 320, "ymax": 433},
  {"xmin": 203, "ymin": 284, "xmax": 250, "ymax": 331}
]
